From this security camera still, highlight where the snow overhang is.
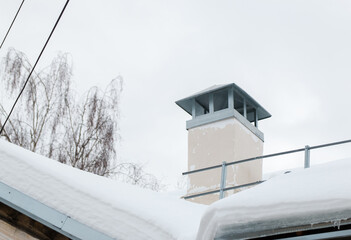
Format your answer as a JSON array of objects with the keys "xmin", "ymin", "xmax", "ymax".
[
  {"xmin": 196, "ymin": 159, "xmax": 351, "ymax": 240},
  {"xmin": 214, "ymin": 209, "xmax": 351, "ymax": 239}
]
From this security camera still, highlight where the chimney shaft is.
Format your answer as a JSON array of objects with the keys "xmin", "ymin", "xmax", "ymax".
[{"xmin": 176, "ymin": 83, "xmax": 271, "ymax": 204}]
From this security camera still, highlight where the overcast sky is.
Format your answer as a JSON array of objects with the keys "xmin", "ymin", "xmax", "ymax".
[{"xmin": 1, "ymin": 0, "xmax": 351, "ymax": 188}]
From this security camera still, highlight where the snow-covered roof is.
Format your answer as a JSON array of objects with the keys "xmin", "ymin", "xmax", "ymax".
[
  {"xmin": 196, "ymin": 159, "xmax": 351, "ymax": 239},
  {"xmin": 0, "ymin": 139, "xmax": 206, "ymax": 240},
  {"xmin": 3, "ymin": 138, "xmax": 351, "ymax": 240}
]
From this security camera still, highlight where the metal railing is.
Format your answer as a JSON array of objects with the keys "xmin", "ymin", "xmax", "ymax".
[{"xmin": 182, "ymin": 139, "xmax": 351, "ymax": 200}]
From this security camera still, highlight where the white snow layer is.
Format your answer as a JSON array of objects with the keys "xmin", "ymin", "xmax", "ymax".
[
  {"xmin": 0, "ymin": 140, "xmax": 206, "ymax": 240},
  {"xmin": 196, "ymin": 158, "xmax": 351, "ymax": 239},
  {"xmin": 2, "ymin": 138, "xmax": 351, "ymax": 240}
]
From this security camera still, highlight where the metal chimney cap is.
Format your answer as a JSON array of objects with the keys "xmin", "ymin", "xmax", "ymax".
[{"xmin": 175, "ymin": 83, "xmax": 271, "ymax": 122}]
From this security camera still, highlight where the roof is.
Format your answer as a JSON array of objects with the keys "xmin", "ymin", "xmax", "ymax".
[
  {"xmin": 0, "ymin": 140, "xmax": 206, "ymax": 240},
  {"xmin": 175, "ymin": 83, "xmax": 271, "ymax": 121},
  {"xmin": 196, "ymin": 158, "xmax": 351, "ymax": 239},
  {"xmin": 3, "ymin": 138, "xmax": 350, "ymax": 240}
]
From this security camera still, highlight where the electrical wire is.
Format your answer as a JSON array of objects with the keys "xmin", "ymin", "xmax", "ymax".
[
  {"xmin": 0, "ymin": 0, "xmax": 25, "ymax": 49},
  {"xmin": 0, "ymin": 0, "xmax": 70, "ymax": 135}
]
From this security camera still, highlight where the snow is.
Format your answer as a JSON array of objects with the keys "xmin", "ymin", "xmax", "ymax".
[
  {"xmin": 0, "ymin": 140, "xmax": 206, "ymax": 240},
  {"xmin": 196, "ymin": 158, "xmax": 351, "ymax": 239},
  {"xmin": 2, "ymin": 138, "xmax": 351, "ymax": 240},
  {"xmin": 262, "ymin": 168, "xmax": 296, "ymax": 181}
]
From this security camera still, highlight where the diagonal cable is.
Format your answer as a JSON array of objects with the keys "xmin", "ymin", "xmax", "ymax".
[
  {"xmin": 0, "ymin": 0, "xmax": 70, "ymax": 135},
  {"xmin": 0, "ymin": 0, "xmax": 25, "ymax": 49}
]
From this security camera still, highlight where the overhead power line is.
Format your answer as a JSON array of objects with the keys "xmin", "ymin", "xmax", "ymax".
[
  {"xmin": 0, "ymin": 0, "xmax": 25, "ymax": 49},
  {"xmin": 0, "ymin": 0, "xmax": 70, "ymax": 136}
]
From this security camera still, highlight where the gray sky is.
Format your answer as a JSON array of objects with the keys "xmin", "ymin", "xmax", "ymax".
[{"xmin": 1, "ymin": 0, "xmax": 351, "ymax": 188}]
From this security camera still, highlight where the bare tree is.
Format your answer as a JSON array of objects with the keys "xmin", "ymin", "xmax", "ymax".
[
  {"xmin": 115, "ymin": 163, "xmax": 164, "ymax": 191},
  {"xmin": 0, "ymin": 48, "xmax": 121, "ymax": 176},
  {"xmin": 0, "ymin": 48, "xmax": 163, "ymax": 188},
  {"xmin": 0, "ymin": 48, "xmax": 71, "ymax": 155},
  {"xmin": 54, "ymin": 78, "xmax": 122, "ymax": 176}
]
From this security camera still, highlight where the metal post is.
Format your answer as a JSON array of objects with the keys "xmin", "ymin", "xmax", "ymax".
[
  {"xmin": 209, "ymin": 93, "xmax": 214, "ymax": 113},
  {"xmin": 304, "ymin": 145, "xmax": 310, "ymax": 168},
  {"xmin": 192, "ymin": 98, "xmax": 196, "ymax": 119},
  {"xmin": 228, "ymin": 87, "xmax": 234, "ymax": 109},
  {"xmin": 219, "ymin": 161, "xmax": 227, "ymax": 199}
]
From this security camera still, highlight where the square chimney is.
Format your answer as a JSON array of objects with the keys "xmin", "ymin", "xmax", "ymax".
[{"xmin": 176, "ymin": 83, "xmax": 271, "ymax": 204}]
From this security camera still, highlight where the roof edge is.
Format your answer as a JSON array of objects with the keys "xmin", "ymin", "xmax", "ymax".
[{"xmin": 0, "ymin": 182, "xmax": 114, "ymax": 240}]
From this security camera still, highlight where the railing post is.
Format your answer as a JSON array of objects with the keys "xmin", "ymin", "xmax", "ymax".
[
  {"xmin": 304, "ymin": 145, "xmax": 310, "ymax": 168},
  {"xmin": 219, "ymin": 161, "xmax": 227, "ymax": 199}
]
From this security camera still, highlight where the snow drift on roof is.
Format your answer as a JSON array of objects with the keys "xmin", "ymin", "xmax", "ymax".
[
  {"xmin": 0, "ymin": 140, "xmax": 206, "ymax": 239},
  {"xmin": 196, "ymin": 158, "xmax": 351, "ymax": 239}
]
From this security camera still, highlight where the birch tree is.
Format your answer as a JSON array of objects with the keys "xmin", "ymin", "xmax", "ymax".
[{"xmin": 0, "ymin": 48, "xmax": 122, "ymax": 176}]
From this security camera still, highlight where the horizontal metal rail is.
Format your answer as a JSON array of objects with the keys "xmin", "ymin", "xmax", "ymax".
[
  {"xmin": 183, "ymin": 180, "xmax": 265, "ymax": 199},
  {"xmin": 182, "ymin": 138, "xmax": 351, "ymax": 176},
  {"xmin": 182, "ymin": 138, "xmax": 351, "ymax": 200},
  {"xmin": 309, "ymin": 139, "xmax": 351, "ymax": 150}
]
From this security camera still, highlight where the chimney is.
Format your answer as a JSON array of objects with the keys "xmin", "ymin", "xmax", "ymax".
[{"xmin": 176, "ymin": 83, "xmax": 271, "ymax": 204}]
